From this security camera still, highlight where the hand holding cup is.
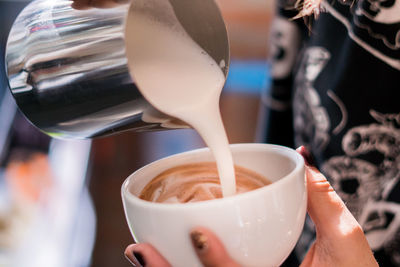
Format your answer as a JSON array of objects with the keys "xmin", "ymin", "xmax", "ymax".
[{"xmin": 123, "ymin": 146, "xmax": 378, "ymax": 267}]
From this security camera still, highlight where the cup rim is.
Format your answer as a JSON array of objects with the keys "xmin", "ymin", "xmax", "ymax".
[{"xmin": 121, "ymin": 143, "xmax": 304, "ymax": 210}]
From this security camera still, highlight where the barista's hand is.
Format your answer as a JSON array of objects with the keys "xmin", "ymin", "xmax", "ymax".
[
  {"xmin": 296, "ymin": 146, "xmax": 378, "ymax": 267},
  {"xmin": 71, "ymin": 0, "xmax": 130, "ymax": 10},
  {"xmin": 124, "ymin": 146, "xmax": 379, "ymax": 267}
]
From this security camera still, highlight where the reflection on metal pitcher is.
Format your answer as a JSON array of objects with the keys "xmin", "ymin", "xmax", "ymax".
[{"xmin": 5, "ymin": 0, "xmax": 229, "ymax": 139}]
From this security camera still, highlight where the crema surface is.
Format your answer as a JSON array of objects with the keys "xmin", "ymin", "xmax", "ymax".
[{"xmin": 140, "ymin": 162, "xmax": 270, "ymax": 203}]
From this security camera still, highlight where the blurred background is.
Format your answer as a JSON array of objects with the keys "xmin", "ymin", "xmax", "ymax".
[{"xmin": 0, "ymin": 0, "xmax": 274, "ymax": 266}]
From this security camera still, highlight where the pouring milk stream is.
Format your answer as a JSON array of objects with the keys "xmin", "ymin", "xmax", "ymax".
[{"xmin": 125, "ymin": 0, "xmax": 236, "ymax": 197}]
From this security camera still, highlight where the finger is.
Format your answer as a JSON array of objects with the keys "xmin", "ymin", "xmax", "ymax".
[
  {"xmin": 124, "ymin": 243, "xmax": 171, "ymax": 267},
  {"xmin": 71, "ymin": 0, "xmax": 129, "ymax": 9},
  {"xmin": 190, "ymin": 227, "xmax": 240, "ymax": 267},
  {"xmin": 296, "ymin": 146, "xmax": 360, "ymax": 236},
  {"xmin": 89, "ymin": 0, "xmax": 129, "ymax": 8},
  {"xmin": 300, "ymin": 241, "xmax": 316, "ymax": 267},
  {"xmin": 112, "ymin": 0, "xmax": 131, "ymax": 5},
  {"xmin": 89, "ymin": 0, "xmax": 117, "ymax": 8},
  {"xmin": 71, "ymin": 0, "xmax": 92, "ymax": 10},
  {"xmin": 297, "ymin": 146, "xmax": 378, "ymax": 267}
]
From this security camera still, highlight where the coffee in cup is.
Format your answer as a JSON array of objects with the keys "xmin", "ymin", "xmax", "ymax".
[{"xmin": 139, "ymin": 162, "xmax": 271, "ymax": 203}]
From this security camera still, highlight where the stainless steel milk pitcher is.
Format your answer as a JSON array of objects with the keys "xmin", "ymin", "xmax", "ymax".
[{"xmin": 5, "ymin": 0, "xmax": 229, "ymax": 139}]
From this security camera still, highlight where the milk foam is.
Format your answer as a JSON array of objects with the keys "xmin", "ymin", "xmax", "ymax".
[
  {"xmin": 139, "ymin": 162, "xmax": 270, "ymax": 203},
  {"xmin": 126, "ymin": 0, "xmax": 236, "ymax": 197}
]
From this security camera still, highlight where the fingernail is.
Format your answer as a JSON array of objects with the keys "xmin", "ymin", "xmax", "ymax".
[
  {"xmin": 125, "ymin": 251, "xmax": 145, "ymax": 267},
  {"xmin": 190, "ymin": 230, "xmax": 208, "ymax": 253},
  {"xmin": 298, "ymin": 146, "xmax": 316, "ymax": 166}
]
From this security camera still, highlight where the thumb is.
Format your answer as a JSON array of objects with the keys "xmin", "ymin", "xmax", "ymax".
[
  {"xmin": 297, "ymin": 146, "xmax": 378, "ymax": 267},
  {"xmin": 190, "ymin": 227, "xmax": 240, "ymax": 267},
  {"xmin": 296, "ymin": 146, "xmax": 359, "ymax": 237}
]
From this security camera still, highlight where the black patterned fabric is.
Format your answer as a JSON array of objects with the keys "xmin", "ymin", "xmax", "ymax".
[{"xmin": 258, "ymin": 0, "xmax": 400, "ymax": 266}]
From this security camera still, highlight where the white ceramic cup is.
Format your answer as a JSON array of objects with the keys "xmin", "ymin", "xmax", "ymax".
[{"xmin": 121, "ymin": 143, "xmax": 306, "ymax": 267}]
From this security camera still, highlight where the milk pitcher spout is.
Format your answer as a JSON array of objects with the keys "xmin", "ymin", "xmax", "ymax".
[{"xmin": 5, "ymin": 0, "xmax": 229, "ymax": 139}]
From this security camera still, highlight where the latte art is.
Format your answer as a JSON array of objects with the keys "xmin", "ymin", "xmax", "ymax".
[{"xmin": 139, "ymin": 162, "xmax": 271, "ymax": 203}]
